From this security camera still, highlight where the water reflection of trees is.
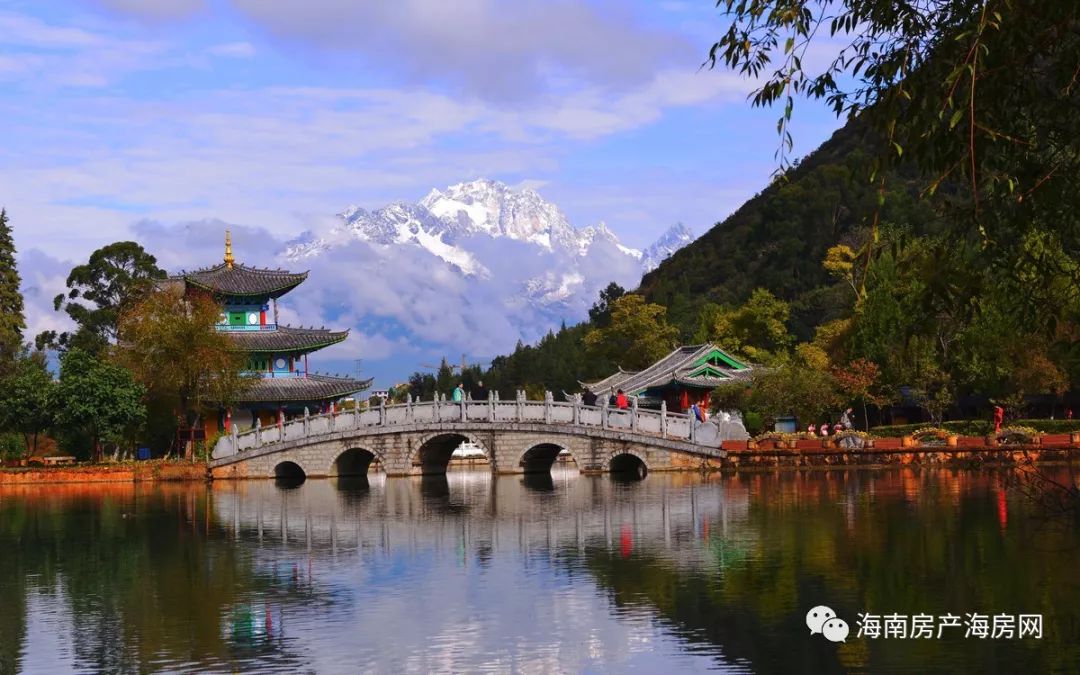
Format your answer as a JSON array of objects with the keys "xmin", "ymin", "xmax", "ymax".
[
  {"xmin": 569, "ymin": 469, "xmax": 1080, "ymax": 674},
  {"xmin": 0, "ymin": 484, "xmax": 314, "ymax": 673}
]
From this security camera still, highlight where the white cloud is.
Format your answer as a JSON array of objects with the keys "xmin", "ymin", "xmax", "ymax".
[
  {"xmin": 228, "ymin": 0, "xmax": 693, "ymax": 101},
  {"xmin": 86, "ymin": 0, "xmax": 205, "ymax": 21},
  {"xmin": 16, "ymin": 249, "xmax": 75, "ymax": 343},
  {"xmin": 208, "ymin": 41, "xmax": 256, "ymax": 58},
  {"xmin": 0, "ymin": 11, "xmax": 105, "ymax": 49}
]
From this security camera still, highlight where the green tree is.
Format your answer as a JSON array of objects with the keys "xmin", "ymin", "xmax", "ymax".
[
  {"xmin": 0, "ymin": 209, "xmax": 25, "ymax": 362},
  {"xmin": 706, "ymin": 0, "xmax": 1080, "ymax": 316},
  {"xmin": 54, "ymin": 349, "xmax": 145, "ymax": 462},
  {"xmin": 114, "ymin": 287, "xmax": 250, "ymax": 460},
  {"xmin": 584, "ymin": 294, "xmax": 678, "ymax": 371},
  {"xmin": 40, "ymin": 241, "xmax": 165, "ymax": 354},
  {"xmin": 710, "ymin": 288, "xmax": 793, "ymax": 365},
  {"xmin": 587, "ymin": 282, "xmax": 627, "ymax": 328},
  {"xmin": 721, "ymin": 347, "xmax": 838, "ymax": 425},
  {"xmin": 0, "ymin": 350, "xmax": 55, "ymax": 457}
]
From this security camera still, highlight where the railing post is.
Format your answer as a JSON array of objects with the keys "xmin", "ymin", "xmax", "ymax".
[
  {"xmin": 573, "ymin": 396, "xmax": 581, "ymax": 426},
  {"xmin": 330, "ymin": 406, "xmax": 336, "ymax": 432},
  {"xmin": 488, "ymin": 390, "xmax": 495, "ymax": 422},
  {"xmin": 406, "ymin": 393, "xmax": 413, "ymax": 423},
  {"xmin": 660, "ymin": 401, "xmax": 668, "ymax": 438},
  {"xmin": 460, "ymin": 395, "xmax": 466, "ymax": 422},
  {"xmin": 255, "ymin": 418, "xmax": 262, "ymax": 448},
  {"xmin": 631, "ymin": 397, "xmax": 639, "ymax": 432},
  {"xmin": 601, "ymin": 396, "xmax": 609, "ymax": 429},
  {"xmin": 380, "ymin": 398, "xmax": 386, "ymax": 425},
  {"xmin": 354, "ymin": 397, "xmax": 362, "ymax": 426},
  {"xmin": 516, "ymin": 390, "xmax": 523, "ymax": 422},
  {"xmin": 231, "ymin": 424, "xmax": 238, "ymax": 454},
  {"xmin": 544, "ymin": 391, "xmax": 552, "ymax": 424},
  {"xmin": 303, "ymin": 407, "xmax": 310, "ymax": 437},
  {"xmin": 434, "ymin": 393, "xmax": 440, "ymax": 420},
  {"xmin": 690, "ymin": 413, "xmax": 697, "ymax": 443}
]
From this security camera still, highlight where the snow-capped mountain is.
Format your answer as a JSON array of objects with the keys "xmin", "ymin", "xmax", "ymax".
[
  {"xmin": 641, "ymin": 222, "xmax": 694, "ymax": 271},
  {"xmin": 289, "ymin": 179, "xmax": 690, "ymax": 277},
  {"xmin": 282, "ymin": 179, "xmax": 694, "ymax": 358}
]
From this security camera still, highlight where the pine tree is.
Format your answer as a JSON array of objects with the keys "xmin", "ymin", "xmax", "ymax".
[{"xmin": 0, "ymin": 209, "xmax": 25, "ymax": 361}]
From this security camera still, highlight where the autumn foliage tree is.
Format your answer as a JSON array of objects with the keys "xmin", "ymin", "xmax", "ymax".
[
  {"xmin": 115, "ymin": 286, "xmax": 251, "ymax": 459},
  {"xmin": 832, "ymin": 358, "xmax": 890, "ymax": 430},
  {"xmin": 584, "ymin": 294, "xmax": 678, "ymax": 371}
]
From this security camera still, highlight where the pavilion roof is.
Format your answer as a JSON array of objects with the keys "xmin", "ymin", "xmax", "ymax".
[
  {"xmin": 581, "ymin": 343, "xmax": 752, "ymax": 395},
  {"xmin": 234, "ymin": 373, "xmax": 372, "ymax": 404},
  {"xmin": 226, "ymin": 325, "xmax": 349, "ymax": 353},
  {"xmin": 176, "ymin": 263, "xmax": 307, "ymax": 299}
]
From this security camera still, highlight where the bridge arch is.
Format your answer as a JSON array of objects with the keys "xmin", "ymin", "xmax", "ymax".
[
  {"xmin": 329, "ymin": 446, "xmax": 383, "ymax": 477},
  {"xmin": 273, "ymin": 460, "xmax": 307, "ymax": 482},
  {"xmin": 408, "ymin": 432, "xmax": 491, "ymax": 475},
  {"xmin": 517, "ymin": 442, "xmax": 578, "ymax": 474},
  {"xmin": 608, "ymin": 450, "xmax": 648, "ymax": 479}
]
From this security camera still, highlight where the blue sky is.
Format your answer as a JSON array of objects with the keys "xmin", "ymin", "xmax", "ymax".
[{"xmin": 3, "ymin": 0, "xmax": 845, "ymax": 386}]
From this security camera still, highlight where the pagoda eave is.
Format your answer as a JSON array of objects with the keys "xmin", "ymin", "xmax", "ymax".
[
  {"xmin": 230, "ymin": 374, "xmax": 372, "ymax": 404},
  {"xmin": 225, "ymin": 326, "xmax": 349, "ymax": 353}
]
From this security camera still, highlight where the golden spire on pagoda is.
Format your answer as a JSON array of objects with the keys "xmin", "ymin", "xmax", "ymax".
[{"xmin": 224, "ymin": 230, "xmax": 235, "ymax": 269}]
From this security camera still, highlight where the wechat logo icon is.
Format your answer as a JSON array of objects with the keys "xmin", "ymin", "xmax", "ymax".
[{"xmin": 806, "ymin": 605, "xmax": 850, "ymax": 643}]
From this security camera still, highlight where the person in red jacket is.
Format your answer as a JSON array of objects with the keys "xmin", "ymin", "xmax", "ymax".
[
  {"xmin": 615, "ymin": 389, "xmax": 629, "ymax": 409},
  {"xmin": 993, "ymin": 405, "xmax": 1004, "ymax": 434}
]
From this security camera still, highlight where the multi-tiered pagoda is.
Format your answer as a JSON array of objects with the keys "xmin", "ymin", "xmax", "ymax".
[{"xmin": 174, "ymin": 232, "xmax": 370, "ymax": 431}]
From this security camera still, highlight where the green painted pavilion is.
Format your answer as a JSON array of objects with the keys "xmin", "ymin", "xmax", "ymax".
[{"xmin": 581, "ymin": 343, "xmax": 752, "ymax": 413}]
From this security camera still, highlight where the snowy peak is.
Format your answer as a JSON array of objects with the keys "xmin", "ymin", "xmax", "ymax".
[
  {"xmin": 420, "ymin": 179, "xmax": 576, "ymax": 251},
  {"xmin": 284, "ymin": 179, "xmax": 693, "ymax": 282},
  {"xmin": 642, "ymin": 222, "xmax": 694, "ymax": 271}
]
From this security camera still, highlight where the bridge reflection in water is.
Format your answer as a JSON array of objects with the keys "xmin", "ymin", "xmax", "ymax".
[{"xmin": 214, "ymin": 469, "xmax": 747, "ymax": 559}]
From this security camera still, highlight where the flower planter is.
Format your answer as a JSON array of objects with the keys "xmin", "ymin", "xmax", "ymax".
[
  {"xmin": 1071, "ymin": 432, "xmax": 1080, "ymax": 446},
  {"xmin": 746, "ymin": 440, "xmax": 758, "ymax": 451},
  {"xmin": 946, "ymin": 435, "xmax": 958, "ymax": 448},
  {"xmin": 864, "ymin": 439, "xmax": 875, "ymax": 449},
  {"xmin": 901, "ymin": 435, "xmax": 916, "ymax": 448},
  {"xmin": 984, "ymin": 435, "xmax": 998, "ymax": 447},
  {"xmin": 821, "ymin": 439, "xmax": 836, "ymax": 450}
]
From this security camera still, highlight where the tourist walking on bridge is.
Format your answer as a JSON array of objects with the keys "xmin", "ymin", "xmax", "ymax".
[
  {"xmin": 615, "ymin": 389, "xmax": 629, "ymax": 409},
  {"xmin": 452, "ymin": 383, "xmax": 465, "ymax": 403},
  {"xmin": 994, "ymin": 405, "xmax": 1004, "ymax": 434},
  {"xmin": 473, "ymin": 380, "xmax": 488, "ymax": 401},
  {"xmin": 840, "ymin": 408, "xmax": 854, "ymax": 431}
]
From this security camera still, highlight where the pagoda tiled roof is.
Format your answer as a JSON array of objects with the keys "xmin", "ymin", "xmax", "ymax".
[
  {"xmin": 581, "ymin": 343, "xmax": 752, "ymax": 394},
  {"xmin": 234, "ymin": 373, "xmax": 372, "ymax": 404},
  {"xmin": 176, "ymin": 263, "xmax": 307, "ymax": 298},
  {"xmin": 226, "ymin": 325, "xmax": 349, "ymax": 353}
]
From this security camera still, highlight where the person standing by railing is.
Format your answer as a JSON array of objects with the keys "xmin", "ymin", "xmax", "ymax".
[
  {"xmin": 615, "ymin": 389, "xmax": 629, "ymax": 409},
  {"xmin": 582, "ymin": 388, "xmax": 598, "ymax": 407},
  {"xmin": 452, "ymin": 383, "xmax": 464, "ymax": 403}
]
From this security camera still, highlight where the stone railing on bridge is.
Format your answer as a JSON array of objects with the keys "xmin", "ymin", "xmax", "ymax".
[{"xmin": 213, "ymin": 391, "xmax": 748, "ymax": 460}]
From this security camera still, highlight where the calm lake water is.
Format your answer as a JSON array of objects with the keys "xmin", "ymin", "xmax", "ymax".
[{"xmin": 1, "ymin": 467, "xmax": 1078, "ymax": 674}]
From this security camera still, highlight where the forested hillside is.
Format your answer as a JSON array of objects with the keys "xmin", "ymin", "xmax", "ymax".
[
  {"xmin": 410, "ymin": 118, "xmax": 929, "ymax": 397},
  {"xmin": 638, "ymin": 122, "xmax": 937, "ymax": 340}
]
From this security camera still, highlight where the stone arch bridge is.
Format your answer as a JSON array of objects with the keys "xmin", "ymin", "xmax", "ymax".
[{"xmin": 209, "ymin": 394, "xmax": 746, "ymax": 480}]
